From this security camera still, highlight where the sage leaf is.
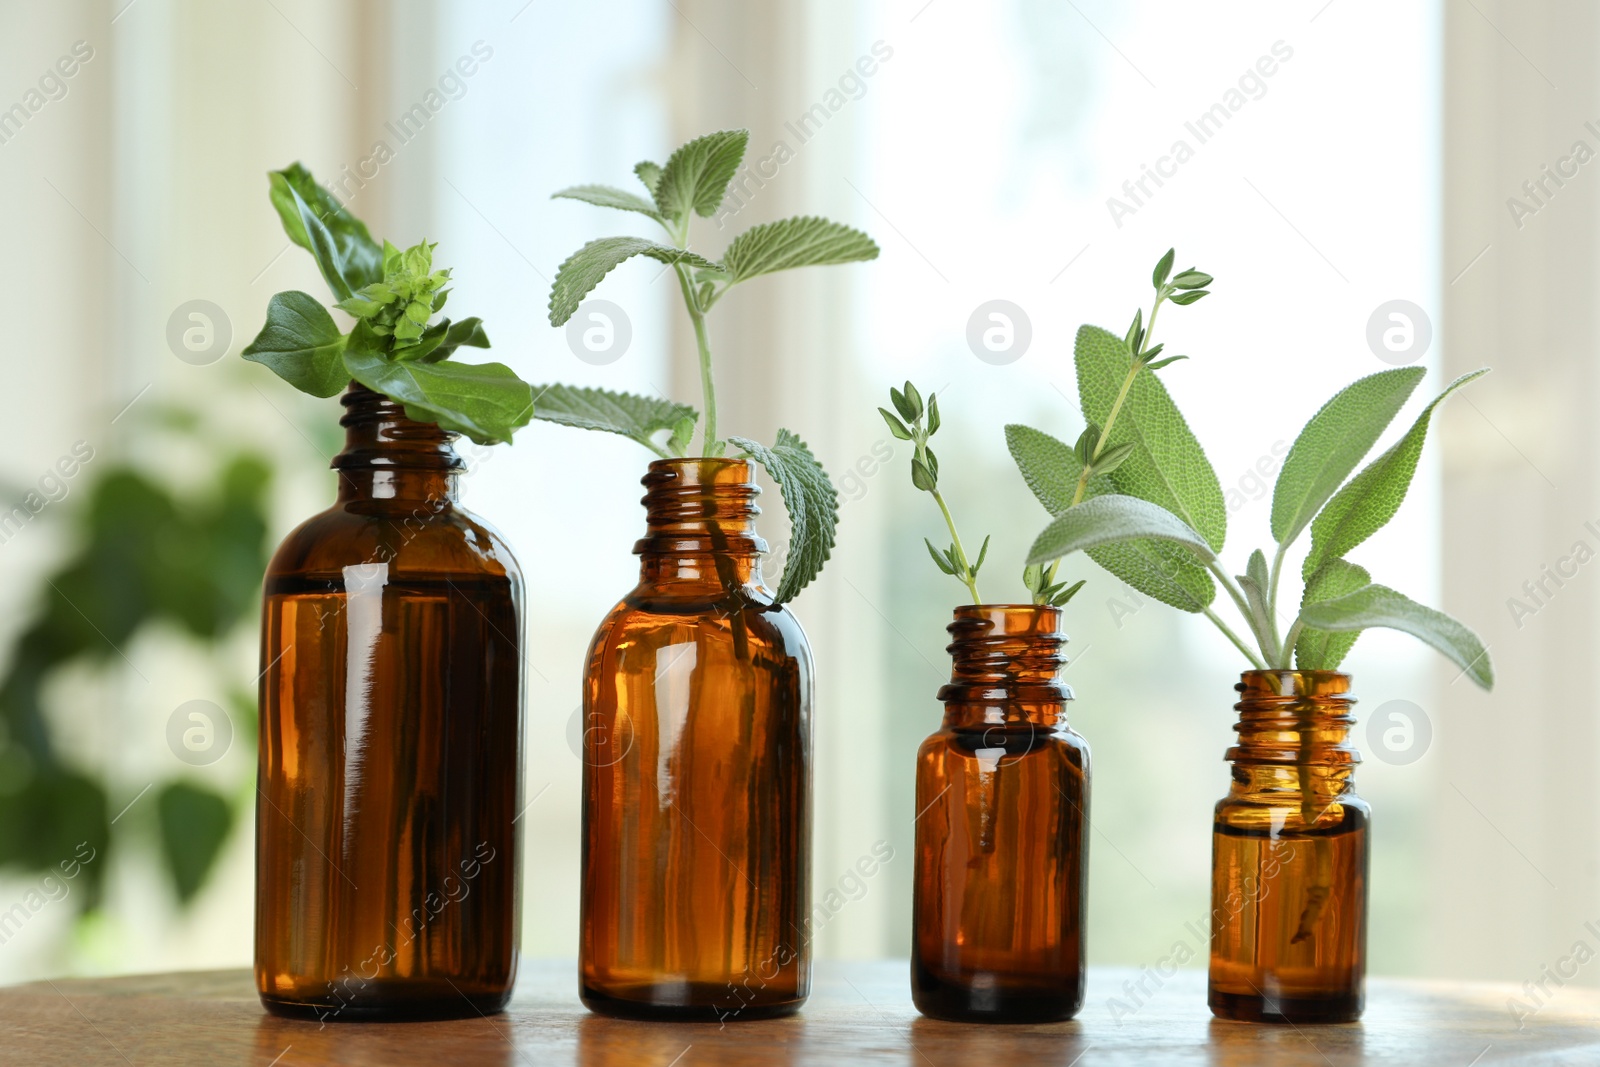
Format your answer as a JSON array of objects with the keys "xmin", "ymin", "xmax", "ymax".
[
  {"xmin": 652, "ymin": 129, "xmax": 749, "ymax": 222},
  {"xmin": 1303, "ymin": 369, "xmax": 1489, "ymax": 579},
  {"xmin": 722, "ymin": 216, "xmax": 880, "ymax": 282},
  {"xmin": 1270, "ymin": 366, "xmax": 1425, "ymax": 547},
  {"xmin": 552, "ymin": 183, "xmax": 664, "ymax": 223},
  {"xmin": 344, "ymin": 348, "xmax": 533, "ymax": 446},
  {"xmin": 1075, "ymin": 324, "xmax": 1226, "ymax": 550},
  {"xmin": 1026, "ymin": 494, "xmax": 1217, "ymax": 567},
  {"xmin": 1294, "ymin": 558, "xmax": 1371, "ymax": 670},
  {"xmin": 268, "ymin": 164, "xmax": 383, "ymax": 301},
  {"xmin": 1298, "ymin": 582, "xmax": 1493, "ymax": 690},
  {"xmin": 547, "ymin": 237, "xmax": 720, "ymax": 326},
  {"xmin": 730, "ymin": 430, "xmax": 840, "ymax": 604},
  {"xmin": 1006, "ymin": 423, "xmax": 1215, "ymax": 611},
  {"xmin": 527, "ymin": 384, "xmax": 696, "ymax": 455},
  {"xmin": 242, "ymin": 290, "xmax": 348, "ymax": 397}
]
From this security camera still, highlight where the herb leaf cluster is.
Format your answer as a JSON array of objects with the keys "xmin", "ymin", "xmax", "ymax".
[
  {"xmin": 242, "ymin": 163, "xmax": 532, "ymax": 446},
  {"xmin": 537, "ymin": 130, "xmax": 880, "ymax": 604},
  {"xmin": 1013, "ymin": 249, "xmax": 1493, "ymax": 689}
]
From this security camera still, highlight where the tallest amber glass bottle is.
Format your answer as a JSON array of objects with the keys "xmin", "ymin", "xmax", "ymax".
[
  {"xmin": 256, "ymin": 384, "xmax": 524, "ymax": 1021},
  {"xmin": 580, "ymin": 458, "xmax": 813, "ymax": 1021}
]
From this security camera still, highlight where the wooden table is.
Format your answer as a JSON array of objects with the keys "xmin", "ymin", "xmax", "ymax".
[{"xmin": 4, "ymin": 960, "xmax": 1597, "ymax": 1065}]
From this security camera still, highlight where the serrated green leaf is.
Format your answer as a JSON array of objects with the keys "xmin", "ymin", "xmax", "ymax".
[
  {"xmin": 1271, "ymin": 366, "xmax": 1426, "ymax": 547},
  {"xmin": 730, "ymin": 429, "xmax": 839, "ymax": 603},
  {"xmin": 344, "ymin": 346, "xmax": 533, "ymax": 446},
  {"xmin": 722, "ymin": 216, "xmax": 880, "ymax": 283},
  {"xmin": 547, "ymin": 237, "xmax": 720, "ymax": 326},
  {"xmin": 634, "ymin": 160, "xmax": 662, "ymax": 195},
  {"xmin": 242, "ymin": 291, "xmax": 349, "ymax": 397},
  {"xmin": 157, "ymin": 781, "xmax": 233, "ymax": 905},
  {"xmin": 1004, "ymin": 422, "xmax": 1215, "ymax": 610},
  {"xmin": 1294, "ymin": 559, "xmax": 1371, "ymax": 670},
  {"xmin": 1153, "ymin": 248, "xmax": 1175, "ymax": 288},
  {"xmin": 653, "ymin": 129, "xmax": 749, "ymax": 222},
  {"xmin": 1303, "ymin": 369, "xmax": 1489, "ymax": 579},
  {"xmin": 528, "ymin": 383, "xmax": 696, "ymax": 455},
  {"xmin": 1075, "ymin": 324, "xmax": 1226, "ymax": 550},
  {"xmin": 268, "ymin": 164, "xmax": 383, "ymax": 301},
  {"xmin": 553, "ymin": 183, "xmax": 664, "ymax": 222},
  {"xmin": 1298, "ymin": 583, "xmax": 1493, "ymax": 690}
]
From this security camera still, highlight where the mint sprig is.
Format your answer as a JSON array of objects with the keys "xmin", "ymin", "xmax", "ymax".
[
  {"xmin": 538, "ymin": 130, "xmax": 880, "ymax": 604},
  {"xmin": 1014, "ymin": 247, "xmax": 1493, "ymax": 689},
  {"xmin": 242, "ymin": 163, "xmax": 532, "ymax": 446}
]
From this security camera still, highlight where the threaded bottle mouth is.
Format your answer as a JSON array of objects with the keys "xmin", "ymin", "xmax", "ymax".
[
  {"xmin": 938, "ymin": 604, "xmax": 1072, "ymax": 707},
  {"xmin": 634, "ymin": 457, "xmax": 766, "ymax": 557},
  {"xmin": 334, "ymin": 384, "xmax": 465, "ymax": 473},
  {"xmin": 1228, "ymin": 670, "xmax": 1359, "ymax": 766}
]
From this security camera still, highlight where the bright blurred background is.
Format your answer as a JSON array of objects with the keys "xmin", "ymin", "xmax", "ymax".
[{"xmin": 0, "ymin": 0, "xmax": 1586, "ymax": 1006}]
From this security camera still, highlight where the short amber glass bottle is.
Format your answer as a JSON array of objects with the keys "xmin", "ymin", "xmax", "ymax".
[
  {"xmin": 255, "ymin": 384, "xmax": 524, "ymax": 1021},
  {"xmin": 1209, "ymin": 670, "xmax": 1368, "ymax": 1024},
  {"xmin": 579, "ymin": 459, "xmax": 813, "ymax": 1021},
  {"xmin": 911, "ymin": 604, "xmax": 1090, "ymax": 1022}
]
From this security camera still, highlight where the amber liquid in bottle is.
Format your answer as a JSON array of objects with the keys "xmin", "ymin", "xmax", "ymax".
[
  {"xmin": 1209, "ymin": 670, "xmax": 1367, "ymax": 1024},
  {"xmin": 911, "ymin": 605, "xmax": 1090, "ymax": 1022},
  {"xmin": 579, "ymin": 459, "xmax": 812, "ymax": 1021},
  {"xmin": 255, "ymin": 385, "xmax": 524, "ymax": 1021}
]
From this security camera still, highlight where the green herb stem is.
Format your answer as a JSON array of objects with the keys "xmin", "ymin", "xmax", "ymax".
[
  {"xmin": 1279, "ymin": 618, "xmax": 1306, "ymax": 668},
  {"xmin": 673, "ymin": 263, "xmax": 720, "ymax": 454},
  {"xmin": 1204, "ymin": 605, "xmax": 1267, "ymax": 670},
  {"xmin": 931, "ymin": 487, "xmax": 983, "ymax": 605}
]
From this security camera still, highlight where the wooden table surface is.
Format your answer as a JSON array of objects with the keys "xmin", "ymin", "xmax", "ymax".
[{"xmin": 3, "ymin": 960, "xmax": 1596, "ymax": 1066}]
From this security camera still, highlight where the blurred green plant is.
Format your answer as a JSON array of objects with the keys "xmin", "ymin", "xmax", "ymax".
[{"xmin": 0, "ymin": 444, "xmax": 271, "ymax": 909}]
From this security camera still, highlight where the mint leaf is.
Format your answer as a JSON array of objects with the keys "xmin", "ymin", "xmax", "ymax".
[
  {"xmin": 730, "ymin": 430, "xmax": 839, "ymax": 603},
  {"xmin": 268, "ymin": 164, "xmax": 383, "ymax": 300},
  {"xmin": 1026, "ymin": 494, "xmax": 1217, "ymax": 567},
  {"xmin": 1303, "ymin": 369, "xmax": 1488, "ymax": 579},
  {"xmin": 1298, "ymin": 583, "xmax": 1493, "ymax": 690},
  {"xmin": 1271, "ymin": 367, "xmax": 1425, "ymax": 547},
  {"xmin": 1075, "ymin": 324, "xmax": 1227, "ymax": 551},
  {"xmin": 241, "ymin": 290, "xmax": 348, "ymax": 397},
  {"xmin": 157, "ymin": 781, "xmax": 233, "ymax": 904},
  {"xmin": 548, "ymin": 237, "xmax": 720, "ymax": 326},
  {"xmin": 1294, "ymin": 559, "xmax": 1371, "ymax": 671},
  {"xmin": 1006, "ymin": 422, "xmax": 1214, "ymax": 611},
  {"xmin": 652, "ymin": 129, "xmax": 749, "ymax": 222},
  {"xmin": 553, "ymin": 183, "xmax": 664, "ymax": 223},
  {"xmin": 529, "ymin": 384, "xmax": 696, "ymax": 456},
  {"xmin": 722, "ymin": 216, "xmax": 880, "ymax": 282},
  {"xmin": 344, "ymin": 348, "xmax": 533, "ymax": 446},
  {"xmin": 634, "ymin": 161, "xmax": 663, "ymax": 195}
]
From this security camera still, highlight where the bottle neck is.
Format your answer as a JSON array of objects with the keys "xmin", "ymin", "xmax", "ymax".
[
  {"xmin": 937, "ymin": 605, "xmax": 1073, "ymax": 728},
  {"xmin": 634, "ymin": 458, "xmax": 767, "ymax": 590},
  {"xmin": 333, "ymin": 384, "xmax": 463, "ymax": 505},
  {"xmin": 1227, "ymin": 670, "xmax": 1359, "ymax": 798}
]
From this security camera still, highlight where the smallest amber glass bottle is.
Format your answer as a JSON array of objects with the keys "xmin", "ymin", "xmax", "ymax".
[
  {"xmin": 1209, "ymin": 670, "xmax": 1368, "ymax": 1024},
  {"xmin": 911, "ymin": 605, "xmax": 1089, "ymax": 1022}
]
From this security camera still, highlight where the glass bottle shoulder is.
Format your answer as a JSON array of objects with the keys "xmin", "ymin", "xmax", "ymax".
[{"xmin": 264, "ymin": 497, "xmax": 522, "ymax": 586}]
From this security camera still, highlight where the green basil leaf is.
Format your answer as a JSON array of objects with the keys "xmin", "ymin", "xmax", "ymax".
[
  {"xmin": 344, "ymin": 349, "xmax": 533, "ymax": 446},
  {"xmin": 730, "ymin": 429, "xmax": 839, "ymax": 604},
  {"xmin": 268, "ymin": 163, "xmax": 383, "ymax": 300},
  {"xmin": 547, "ymin": 237, "xmax": 720, "ymax": 326},
  {"xmin": 1298, "ymin": 582, "xmax": 1493, "ymax": 690},
  {"xmin": 722, "ymin": 216, "xmax": 880, "ymax": 283},
  {"xmin": 241, "ymin": 290, "xmax": 349, "ymax": 397}
]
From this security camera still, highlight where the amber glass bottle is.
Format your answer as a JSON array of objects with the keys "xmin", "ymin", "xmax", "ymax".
[
  {"xmin": 1209, "ymin": 670, "xmax": 1368, "ymax": 1024},
  {"xmin": 911, "ymin": 604, "xmax": 1090, "ymax": 1022},
  {"xmin": 579, "ymin": 458, "xmax": 813, "ymax": 1021},
  {"xmin": 255, "ymin": 384, "xmax": 524, "ymax": 1021}
]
